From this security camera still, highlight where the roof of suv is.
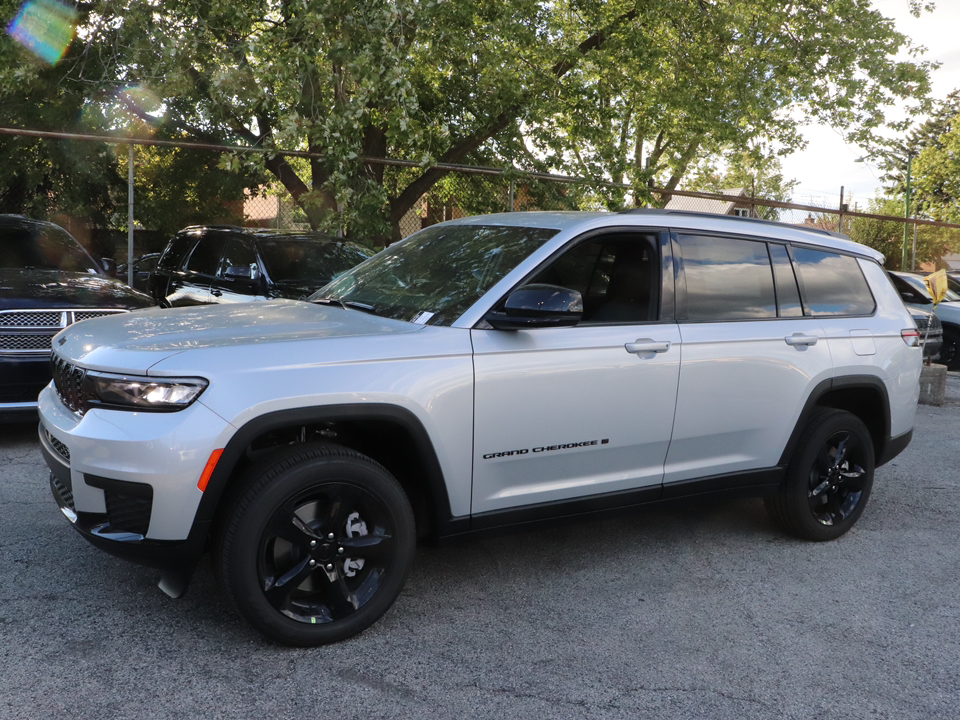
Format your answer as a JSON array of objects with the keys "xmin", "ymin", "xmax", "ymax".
[
  {"xmin": 445, "ymin": 210, "xmax": 884, "ymax": 263},
  {"xmin": 178, "ymin": 225, "xmax": 347, "ymax": 243}
]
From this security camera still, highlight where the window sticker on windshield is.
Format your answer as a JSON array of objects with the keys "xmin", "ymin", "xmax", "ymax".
[{"xmin": 411, "ymin": 311, "xmax": 435, "ymax": 325}]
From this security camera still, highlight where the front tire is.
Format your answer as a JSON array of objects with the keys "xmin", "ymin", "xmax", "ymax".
[
  {"xmin": 218, "ymin": 443, "xmax": 415, "ymax": 646},
  {"xmin": 765, "ymin": 409, "xmax": 875, "ymax": 541}
]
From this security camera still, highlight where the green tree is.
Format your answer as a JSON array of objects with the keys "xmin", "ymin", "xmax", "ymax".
[
  {"xmin": 682, "ymin": 148, "xmax": 797, "ymax": 220},
  {"xmin": 847, "ymin": 194, "xmax": 956, "ymax": 270},
  {"xmin": 0, "ymin": 0, "xmax": 939, "ymax": 244}
]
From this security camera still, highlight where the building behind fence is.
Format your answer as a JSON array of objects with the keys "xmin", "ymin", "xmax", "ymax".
[{"xmin": 3, "ymin": 127, "xmax": 960, "ymax": 272}]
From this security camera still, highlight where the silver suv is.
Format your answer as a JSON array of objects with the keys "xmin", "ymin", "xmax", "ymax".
[{"xmin": 38, "ymin": 210, "xmax": 922, "ymax": 646}]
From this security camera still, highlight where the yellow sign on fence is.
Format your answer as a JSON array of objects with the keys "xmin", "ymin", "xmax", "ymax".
[{"xmin": 924, "ymin": 269, "xmax": 948, "ymax": 306}]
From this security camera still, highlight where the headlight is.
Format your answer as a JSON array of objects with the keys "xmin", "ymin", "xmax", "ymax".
[{"xmin": 84, "ymin": 371, "xmax": 208, "ymax": 411}]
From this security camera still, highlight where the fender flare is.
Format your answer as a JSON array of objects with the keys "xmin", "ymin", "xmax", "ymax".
[
  {"xmin": 777, "ymin": 375, "xmax": 891, "ymax": 468},
  {"xmin": 191, "ymin": 403, "xmax": 460, "ymax": 535}
]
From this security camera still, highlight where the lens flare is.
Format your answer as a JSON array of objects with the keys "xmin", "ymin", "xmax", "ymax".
[{"xmin": 7, "ymin": 0, "xmax": 77, "ymax": 65}]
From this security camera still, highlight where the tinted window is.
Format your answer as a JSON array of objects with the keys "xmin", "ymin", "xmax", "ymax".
[
  {"xmin": 185, "ymin": 234, "xmax": 228, "ymax": 275},
  {"xmin": 219, "ymin": 238, "xmax": 258, "ymax": 277},
  {"xmin": 792, "ymin": 247, "xmax": 875, "ymax": 316},
  {"xmin": 259, "ymin": 239, "xmax": 371, "ymax": 284},
  {"xmin": 677, "ymin": 234, "xmax": 776, "ymax": 321},
  {"xmin": 531, "ymin": 235, "xmax": 658, "ymax": 324},
  {"xmin": 0, "ymin": 223, "xmax": 100, "ymax": 273},
  {"xmin": 769, "ymin": 244, "xmax": 803, "ymax": 317},
  {"xmin": 158, "ymin": 233, "xmax": 199, "ymax": 271}
]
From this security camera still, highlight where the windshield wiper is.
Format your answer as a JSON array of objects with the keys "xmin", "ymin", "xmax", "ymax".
[{"xmin": 313, "ymin": 296, "xmax": 378, "ymax": 315}]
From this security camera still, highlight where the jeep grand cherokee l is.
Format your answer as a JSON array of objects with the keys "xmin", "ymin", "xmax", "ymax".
[{"xmin": 38, "ymin": 210, "xmax": 921, "ymax": 645}]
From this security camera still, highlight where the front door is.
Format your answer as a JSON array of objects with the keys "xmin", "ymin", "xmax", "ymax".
[{"xmin": 470, "ymin": 231, "xmax": 681, "ymax": 515}]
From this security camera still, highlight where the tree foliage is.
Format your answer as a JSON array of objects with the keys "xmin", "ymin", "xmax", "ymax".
[
  {"xmin": 847, "ymin": 195, "xmax": 957, "ymax": 270},
  {"xmin": 0, "ymin": 0, "xmax": 939, "ymax": 243}
]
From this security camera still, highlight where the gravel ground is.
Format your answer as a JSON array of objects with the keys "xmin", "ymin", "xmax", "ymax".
[{"xmin": 1, "ymin": 376, "xmax": 959, "ymax": 719}]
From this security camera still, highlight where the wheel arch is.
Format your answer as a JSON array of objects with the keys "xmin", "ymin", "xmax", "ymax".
[
  {"xmin": 777, "ymin": 375, "xmax": 891, "ymax": 468},
  {"xmin": 194, "ymin": 404, "xmax": 461, "ymax": 545}
]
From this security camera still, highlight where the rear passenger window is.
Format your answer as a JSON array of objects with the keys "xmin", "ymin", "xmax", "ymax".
[
  {"xmin": 677, "ymin": 234, "xmax": 776, "ymax": 321},
  {"xmin": 791, "ymin": 247, "xmax": 876, "ymax": 316},
  {"xmin": 185, "ymin": 235, "xmax": 228, "ymax": 276}
]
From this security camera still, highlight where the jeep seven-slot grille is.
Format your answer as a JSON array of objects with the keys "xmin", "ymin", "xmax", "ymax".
[
  {"xmin": 51, "ymin": 354, "xmax": 92, "ymax": 414},
  {"xmin": 0, "ymin": 309, "xmax": 127, "ymax": 355}
]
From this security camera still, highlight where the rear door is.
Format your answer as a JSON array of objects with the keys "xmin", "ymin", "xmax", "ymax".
[{"xmin": 663, "ymin": 233, "xmax": 834, "ymax": 488}]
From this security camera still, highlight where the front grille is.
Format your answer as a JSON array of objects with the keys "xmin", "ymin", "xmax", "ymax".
[
  {"xmin": 73, "ymin": 310, "xmax": 125, "ymax": 323},
  {"xmin": 103, "ymin": 489, "xmax": 152, "ymax": 535},
  {"xmin": 0, "ymin": 310, "xmax": 64, "ymax": 327},
  {"xmin": 0, "ymin": 309, "xmax": 127, "ymax": 355},
  {"xmin": 51, "ymin": 354, "xmax": 91, "ymax": 414},
  {"xmin": 0, "ymin": 332, "xmax": 56, "ymax": 351}
]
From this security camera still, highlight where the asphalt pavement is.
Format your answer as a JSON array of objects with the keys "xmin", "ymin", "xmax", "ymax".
[{"xmin": 2, "ymin": 378, "xmax": 959, "ymax": 719}]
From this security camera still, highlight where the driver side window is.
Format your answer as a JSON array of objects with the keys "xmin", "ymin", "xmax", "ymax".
[{"xmin": 530, "ymin": 234, "xmax": 659, "ymax": 324}]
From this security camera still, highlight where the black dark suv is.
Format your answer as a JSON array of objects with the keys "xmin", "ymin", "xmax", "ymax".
[
  {"xmin": 148, "ymin": 226, "xmax": 373, "ymax": 307},
  {"xmin": 0, "ymin": 215, "xmax": 155, "ymax": 421}
]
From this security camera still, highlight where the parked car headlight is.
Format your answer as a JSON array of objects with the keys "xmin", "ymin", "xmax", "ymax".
[{"xmin": 85, "ymin": 372, "xmax": 208, "ymax": 410}]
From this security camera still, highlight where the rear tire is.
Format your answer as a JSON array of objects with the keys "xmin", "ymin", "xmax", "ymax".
[
  {"xmin": 217, "ymin": 443, "xmax": 415, "ymax": 646},
  {"xmin": 765, "ymin": 409, "xmax": 874, "ymax": 541},
  {"xmin": 941, "ymin": 327, "xmax": 960, "ymax": 370}
]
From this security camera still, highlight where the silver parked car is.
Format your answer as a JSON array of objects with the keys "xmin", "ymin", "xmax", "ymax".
[{"xmin": 39, "ymin": 210, "xmax": 921, "ymax": 645}]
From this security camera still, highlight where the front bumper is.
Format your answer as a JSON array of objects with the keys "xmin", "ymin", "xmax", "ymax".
[{"xmin": 38, "ymin": 383, "xmax": 235, "ymax": 573}]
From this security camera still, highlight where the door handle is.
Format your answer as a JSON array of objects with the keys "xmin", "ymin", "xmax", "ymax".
[
  {"xmin": 211, "ymin": 289, "xmax": 222, "ymax": 297},
  {"xmin": 625, "ymin": 339, "xmax": 671, "ymax": 354},
  {"xmin": 784, "ymin": 333, "xmax": 818, "ymax": 346}
]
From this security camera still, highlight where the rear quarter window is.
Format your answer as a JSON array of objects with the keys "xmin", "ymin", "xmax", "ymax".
[{"xmin": 792, "ymin": 246, "xmax": 876, "ymax": 317}]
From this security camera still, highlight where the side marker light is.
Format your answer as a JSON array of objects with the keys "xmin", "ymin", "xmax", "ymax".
[{"xmin": 197, "ymin": 448, "xmax": 224, "ymax": 492}]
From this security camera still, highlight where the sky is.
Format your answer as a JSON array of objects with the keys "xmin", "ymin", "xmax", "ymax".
[{"xmin": 781, "ymin": 0, "xmax": 960, "ymax": 209}]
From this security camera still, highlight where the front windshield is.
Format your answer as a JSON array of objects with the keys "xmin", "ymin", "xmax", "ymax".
[
  {"xmin": 0, "ymin": 224, "xmax": 100, "ymax": 273},
  {"xmin": 258, "ymin": 239, "xmax": 371, "ymax": 284},
  {"xmin": 902, "ymin": 273, "xmax": 960, "ymax": 302},
  {"xmin": 309, "ymin": 224, "xmax": 558, "ymax": 325}
]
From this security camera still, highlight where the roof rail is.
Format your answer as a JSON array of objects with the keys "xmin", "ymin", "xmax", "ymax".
[{"xmin": 618, "ymin": 208, "xmax": 849, "ymax": 240}]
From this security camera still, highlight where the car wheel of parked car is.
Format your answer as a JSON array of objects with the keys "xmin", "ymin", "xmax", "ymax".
[
  {"xmin": 217, "ymin": 443, "xmax": 416, "ymax": 646},
  {"xmin": 765, "ymin": 409, "xmax": 875, "ymax": 541},
  {"xmin": 940, "ymin": 327, "xmax": 960, "ymax": 370}
]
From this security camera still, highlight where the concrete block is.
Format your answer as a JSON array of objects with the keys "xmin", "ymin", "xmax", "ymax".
[{"xmin": 919, "ymin": 363, "xmax": 947, "ymax": 406}]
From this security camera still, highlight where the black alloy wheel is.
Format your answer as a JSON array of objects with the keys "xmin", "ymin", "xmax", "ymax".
[
  {"xmin": 765, "ymin": 409, "xmax": 875, "ymax": 541},
  {"xmin": 218, "ymin": 443, "xmax": 415, "ymax": 646}
]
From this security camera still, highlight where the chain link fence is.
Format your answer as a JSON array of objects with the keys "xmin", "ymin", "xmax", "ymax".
[{"xmin": 2, "ymin": 127, "xmax": 959, "ymax": 271}]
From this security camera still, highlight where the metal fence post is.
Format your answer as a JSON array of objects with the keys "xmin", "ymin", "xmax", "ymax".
[
  {"xmin": 127, "ymin": 143, "xmax": 134, "ymax": 287},
  {"xmin": 509, "ymin": 177, "xmax": 515, "ymax": 212}
]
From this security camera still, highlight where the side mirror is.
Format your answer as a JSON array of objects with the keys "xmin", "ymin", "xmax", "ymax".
[
  {"xmin": 100, "ymin": 258, "xmax": 117, "ymax": 277},
  {"xmin": 484, "ymin": 284, "xmax": 583, "ymax": 330}
]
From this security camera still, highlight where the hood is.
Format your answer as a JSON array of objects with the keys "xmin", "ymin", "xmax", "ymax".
[
  {"xmin": 53, "ymin": 299, "xmax": 421, "ymax": 372},
  {"xmin": 0, "ymin": 268, "xmax": 155, "ymax": 310},
  {"xmin": 271, "ymin": 279, "xmax": 322, "ymax": 300}
]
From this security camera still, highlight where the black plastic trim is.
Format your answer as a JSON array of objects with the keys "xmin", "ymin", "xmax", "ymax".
[
  {"xmin": 194, "ymin": 404, "xmax": 459, "ymax": 536},
  {"xmin": 776, "ymin": 375, "xmax": 892, "ymax": 467},
  {"xmin": 85, "ymin": 474, "xmax": 153, "ymax": 498},
  {"xmin": 877, "ymin": 429, "xmax": 913, "ymax": 467},
  {"xmin": 457, "ymin": 466, "xmax": 784, "ymax": 541}
]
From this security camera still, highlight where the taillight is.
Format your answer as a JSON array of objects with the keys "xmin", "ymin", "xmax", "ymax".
[{"xmin": 901, "ymin": 328, "xmax": 921, "ymax": 347}]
